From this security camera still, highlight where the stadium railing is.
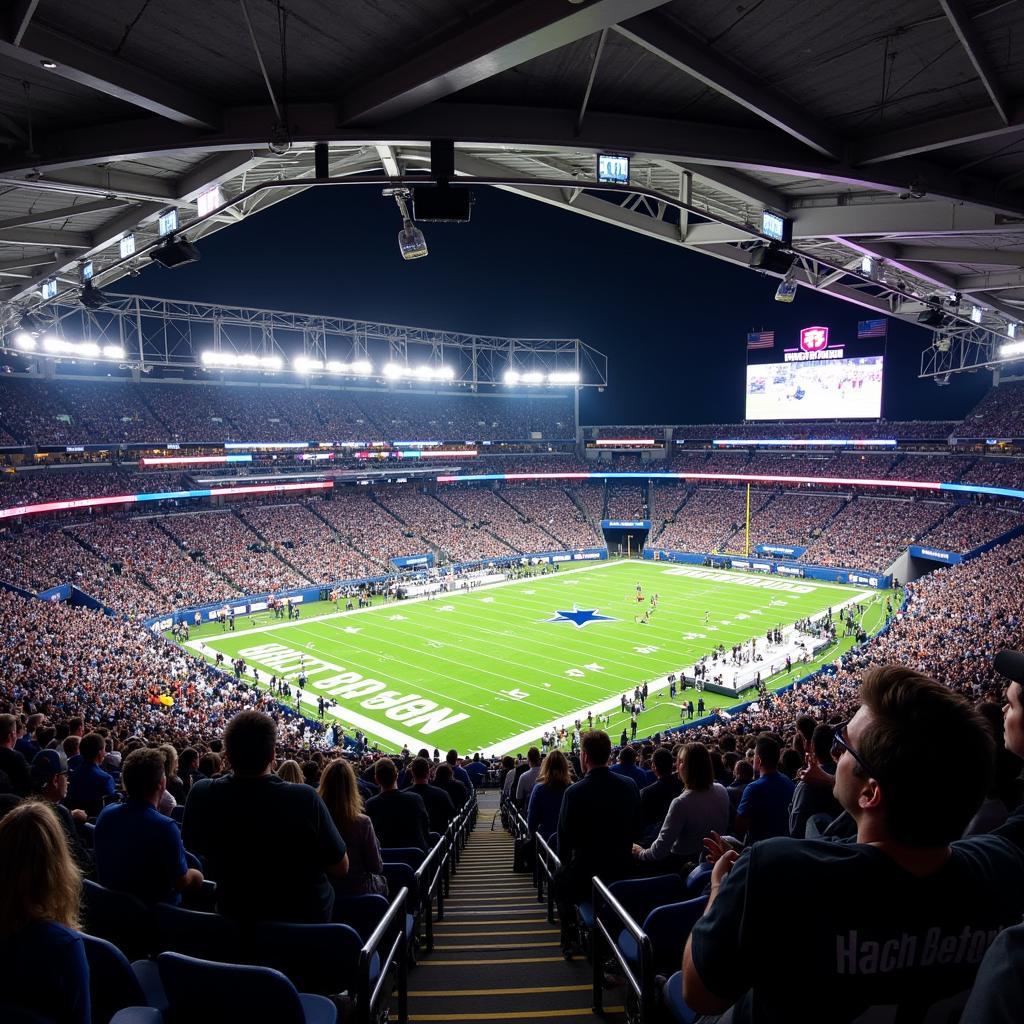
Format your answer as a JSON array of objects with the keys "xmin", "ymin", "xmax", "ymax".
[
  {"xmin": 534, "ymin": 832, "xmax": 561, "ymax": 926},
  {"xmin": 591, "ymin": 875, "xmax": 707, "ymax": 1023}
]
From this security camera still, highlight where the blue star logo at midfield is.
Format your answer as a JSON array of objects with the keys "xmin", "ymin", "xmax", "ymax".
[{"xmin": 544, "ymin": 604, "xmax": 617, "ymax": 628}]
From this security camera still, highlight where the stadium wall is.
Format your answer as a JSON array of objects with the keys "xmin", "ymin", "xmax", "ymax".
[{"xmin": 643, "ymin": 547, "xmax": 891, "ymax": 588}]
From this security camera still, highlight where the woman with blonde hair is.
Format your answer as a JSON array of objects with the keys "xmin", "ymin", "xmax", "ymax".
[
  {"xmin": 0, "ymin": 801, "xmax": 90, "ymax": 1023},
  {"xmin": 276, "ymin": 759, "xmax": 304, "ymax": 784},
  {"xmin": 319, "ymin": 758, "xmax": 388, "ymax": 897},
  {"xmin": 526, "ymin": 748, "xmax": 573, "ymax": 843}
]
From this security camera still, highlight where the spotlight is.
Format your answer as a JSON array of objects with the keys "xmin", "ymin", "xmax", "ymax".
[
  {"xmin": 14, "ymin": 332, "xmax": 36, "ymax": 351},
  {"xmin": 860, "ymin": 256, "xmax": 874, "ymax": 277},
  {"xmin": 547, "ymin": 371, "xmax": 580, "ymax": 385},
  {"xmin": 917, "ymin": 306, "xmax": 947, "ymax": 328},
  {"xmin": 970, "ymin": 305, "xmax": 983, "ymax": 324},
  {"xmin": 293, "ymin": 356, "xmax": 324, "ymax": 373},
  {"xmin": 80, "ymin": 283, "xmax": 113, "ymax": 309},
  {"xmin": 935, "ymin": 336, "xmax": 952, "ymax": 353},
  {"xmin": 150, "ymin": 237, "xmax": 201, "ymax": 268},
  {"xmin": 1000, "ymin": 340, "xmax": 1024, "ymax": 358},
  {"xmin": 774, "ymin": 266, "xmax": 798, "ymax": 303},
  {"xmin": 102, "ymin": 345, "xmax": 125, "ymax": 359},
  {"xmin": 385, "ymin": 189, "xmax": 428, "ymax": 260}
]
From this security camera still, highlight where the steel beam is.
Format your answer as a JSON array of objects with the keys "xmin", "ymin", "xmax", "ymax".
[
  {"xmin": 938, "ymin": 0, "xmax": 1009, "ymax": 124},
  {"xmin": 0, "ymin": 226, "xmax": 91, "ymax": 247},
  {"xmin": 175, "ymin": 151, "xmax": 262, "ymax": 203},
  {"xmin": 4, "ymin": 0, "xmax": 39, "ymax": 45},
  {"xmin": 615, "ymin": 13, "xmax": 841, "ymax": 159},
  {"xmin": 338, "ymin": 0, "xmax": 676, "ymax": 124},
  {"xmin": 869, "ymin": 243, "xmax": 1024, "ymax": 267},
  {"xmin": 0, "ymin": 166, "xmax": 178, "ymax": 203},
  {"xmin": 0, "ymin": 23, "xmax": 220, "ymax": 129},
  {"xmin": 0, "ymin": 198, "xmax": 128, "ymax": 232},
  {"xmin": 957, "ymin": 270, "xmax": 1024, "ymax": 292},
  {"xmin": 682, "ymin": 163, "xmax": 790, "ymax": 213},
  {"xmin": 849, "ymin": 104, "xmax": 1024, "ymax": 164}
]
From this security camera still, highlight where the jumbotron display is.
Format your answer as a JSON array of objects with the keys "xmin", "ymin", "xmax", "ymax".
[{"xmin": 746, "ymin": 355, "xmax": 884, "ymax": 420}]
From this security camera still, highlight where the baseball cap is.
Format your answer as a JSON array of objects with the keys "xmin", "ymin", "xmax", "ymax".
[
  {"xmin": 994, "ymin": 650, "xmax": 1024, "ymax": 684},
  {"xmin": 30, "ymin": 749, "xmax": 66, "ymax": 787}
]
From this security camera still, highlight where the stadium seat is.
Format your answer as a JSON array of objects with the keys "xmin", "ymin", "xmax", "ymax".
[
  {"xmin": 251, "ymin": 920, "xmax": 367, "ymax": 996},
  {"xmin": 380, "ymin": 847, "xmax": 426, "ymax": 870},
  {"xmin": 110, "ymin": 1010, "xmax": 164, "ymax": 1024},
  {"xmin": 82, "ymin": 879, "xmax": 155, "ymax": 960},
  {"xmin": 153, "ymin": 902, "xmax": 245, "ymax": 963},
  {"xmin": 330, "ymin": 892, "xmax": 389, "ymax": 942},
  {"xmin": 662, "ymin": 971, "xmax": 698, "ymax": 1024},
  {"xmin": 381, "ymin": 862, "xmax": 420, "ymax": 955},
  {"xmin": 685, "ymin": 861, "xmax": 713, "ymax": 896},
  {"xmin": 617, "ymin": 896, "xmax": 708, "ymax": 977},
  {"xmin": 155, "ymin": 952, "xmax": 337, "ymax": 1024},
  {"xmin": 81, "ymin": 932, "xmax": 152, "ymax": 1024}
]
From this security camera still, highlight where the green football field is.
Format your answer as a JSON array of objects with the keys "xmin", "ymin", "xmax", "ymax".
[{"xmin": 177, "ymin": 560, "xmax": 893, "ymax": 755}]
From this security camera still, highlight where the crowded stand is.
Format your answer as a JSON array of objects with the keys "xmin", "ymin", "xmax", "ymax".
[
  {"xmin": 736, "ymin": 492, "xmax": 847, "ymax": 551},
  {"xmin": 236, "ymin": 502, "xmax": 379, "ymax": 583},
  {"xmin": 959, "ymin": 456, "xmax": 1024, "ymax": 489},
  {"xmin": 652, "ymin": 487, "xmax": 772, "ymax": 553},
  {"xmin": 313, "ymin": 488, "xmax": 429, "ymax": 564},
  {"xmin": 158, "ymin": 510, "xmax": 311, "ymax": 593},
  {"xmin": 0, "ymin": 470, "xmax": 188, "ymax": 512},
  {"xmin": 500, "ymin": 485, "xmax": 603, "ymax": 550},
  {"xmin": 804, "ymin": 496, "xmax": 949, "ymax": 570},
  {"xmin": 887, "ymin": 453, "xmax": 977, "ymax": 481},
  {"xmin": 957, "ymin": 379, "xmax": 1024, "ymax": 436},
  {"xmin": 648, "ymin": 482, "xmax": 690, "ymax": 523},
  {"xmin": 919, "ymin": 504, "xmax": 1024, "ymax": 553},
  {"xmin": 438, "ymin": 486, "xmax": 564, "ymax": 554},
  {"xmin": 567, "ymin": 482, "xmax": 606, "ymax": 524},
  {"xmin": 72, "ymin": 519, "xmax": 240, "ymax": 612},
  {"xmin": 604, "ymin": 484, "xmax": 648, "ymax": 520},
  {"xmin": 670, "ymin": 419, "xmax": 957, "ymax": 439}
]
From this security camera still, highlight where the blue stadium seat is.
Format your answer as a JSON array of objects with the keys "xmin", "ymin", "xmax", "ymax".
[
  {"xmin": 81, "ymin": 932, "xmax": 151, "ymax": 1024},
  {"xmin": 251, "ymin": 921, "xmax": 367, "ymax": 996},
  {"xmin": 662, "ymin": 971, "xmax": 698, "ymax": 1024},
  {"xmin": 617, "ymin": 896, "xmax": 707, "ymax": 977},
  {"xmin": 606, "ymin": 874, "xmax": 687, "ymax": 930},
  {"xmin": 154, "ymin": 903, "xmax": 244, "ymax": 963},
  {"xmin": 381, "ymin": 863, "xmax": 419, "ymax": 955},
  {"xmin": 155, "ymin": 952, "xmax": 336, "ymax": 1024},
  {"xmin": 381, "ymin": 847, "xmax": 425, "ymax": 869},
  {"xmin": 331, "ymin": 893, "xmax": 389, "ymax": 942},
  {"xmin": 82, "ymin": 879, "xmax": 154, "ymax": 960},
  {"xmin": 110, "ymin": 1009, "xmax": 164, "ymax": 1024}
]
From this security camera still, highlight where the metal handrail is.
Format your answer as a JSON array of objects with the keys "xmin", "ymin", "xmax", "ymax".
[
  {"xmin": 534, "ymin": 832, "xmax": 561, "ymax": 925},
  {"xmin": 591, "ymin": 877, "xmax": 655, "ymax": 1021},
  {"xmin": 357, "ymin": 886, "xmax": 408, "ymax": 1024}
]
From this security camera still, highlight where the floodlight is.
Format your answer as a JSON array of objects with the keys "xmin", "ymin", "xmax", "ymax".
[
  {"xmin": 547, "ymin": 371, "xmax": 580, "ymax": 385},
  {"xmin": 294, "ymin": 356, "xmax": 324, "ymax": 373},
  {"xmin": 383, "ymin": 363, "xmax": 404, "ymax": 378},
  {"xmin": 103, "ymin": 345, "xmax": 126, "ymax": 359},
  {"xmin": 504, "ymin": 369, "xmax": 520, "ymax": 385},
  {"xmin": 971, "ymin": 305, "xmax": 983, "ymax": 324},
  {"xmin": 260, "ymin": 355, "xmax": 282, "ymax": 371},
  {"xmin": 435, "ymin": 366, "xmax": 455, "ymax": 380},
  {"xmin": 349, "ymin": 359, "xmax": 373, "ymax": 375},
  {"xmin": 1000, "ymin": 340, "xmax": 1024, "ymax": 358},
  {"xmin": 78, "ymin": 342, "xmax": 101, "ymax": 358},
  {"xmin": 520, "ymin": 371, "xmax": 544, "ymax": 384},
  {"xmin": 860, "ymin": 256, "xmax": 874, "ymax": 277},
  {"xmin": 42, "ymin": 335, "xmax": 64, "ymax": 353},
  {"xmin": 238, "ymin": 354, "xmax": 260, "ymax": 367},
  {"xmin": 14, "ymin": 332, "xmax": 36, "ymax": 350}
]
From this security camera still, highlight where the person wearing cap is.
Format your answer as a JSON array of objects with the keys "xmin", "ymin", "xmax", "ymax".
[
  {"xmin": 682, "ymin": 664, "xmax": 1024, "ymax": 1023},
  {"xmin": 961, "ymin": 649, "xmax": 1024, "ymax": 1023},
  {"xmin": 31, "ymin": 750, "xmax": 92, "ymax": 874},
  {"xmin": 94, "ymin": 747, "xmax": 202, "ymax": 906}
]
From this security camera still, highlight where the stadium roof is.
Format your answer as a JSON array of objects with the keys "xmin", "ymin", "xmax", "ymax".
[{"xmin": 1, "ymin": 0, "xmax": 1024, "ymax": 354}]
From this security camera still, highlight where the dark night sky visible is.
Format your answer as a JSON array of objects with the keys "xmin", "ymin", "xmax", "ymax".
[{"xmin": 118, "ymin": 184, "xmax": 991, "ymax": 425}]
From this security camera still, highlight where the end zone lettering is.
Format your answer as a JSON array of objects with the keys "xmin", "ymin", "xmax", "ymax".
[{"xmin": 237, "ymin": 642, "xmax": 469, "ymax": 735}]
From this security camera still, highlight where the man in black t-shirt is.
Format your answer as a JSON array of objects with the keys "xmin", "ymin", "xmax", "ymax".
[
  {"xmin": 182, "ymin": 711, "xmax": 348, "ymax": 923},
  {"xmin": 365, "ymin": 757, "xmax": 430, "ymax": 852},
  {"xmin": 682, "ymin": 665, "xmax": 1024, "ymax": 1023}
]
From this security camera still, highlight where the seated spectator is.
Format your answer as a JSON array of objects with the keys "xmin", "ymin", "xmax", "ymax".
[
  {"xmin": 554, "ymin": 731, "xmax": 640, "ymax": 957},
  {"xmin": 727, "ymin": 759, "xmax": 754, "ymax": 824},
  {"xmin": 683, "ymin": 665, "xmax": 1024, "ymax": 1021},
  {"xmin": 0, "ymin": 802, "xmax": 90, "ymax": 1024},
  {"xmin": 962, "ymin": 701, "xmax": 1023, "ymax": 836},
  {"xmin": 182, "ymin": 711, "xmax": 348, "ymax": 923},
  {"xmin": 318, "ymin": 759, "xmax": 388, "ymax": 897},
  {"xmin": 94, "ymin": 748, "xmax": 202, "ymax": 906},
  {"xmin": 446, "ymin": 749, "xmax": 473, "ymax": 792},
  {"xmin": 30, "ymin": 750, "xmax": 92, "ymax": 873},
  {"xmin": 466, "ymin": 753, "xmax": 488, "ymax": 788},
  {"xmin": 526, "ymin": 748, "xmax": 572, "ymax": 844},
  {"xmin": 789, "ymin": 724, "xmax": 841, "ymax": 838},
  {"xmin": 161, "ymin": 744, "xmax": 187, "ymax": 805},
  {"xmin": 365, "ymin": 758, "xmax": 430, "ymax": 853},
  {"xmin": 276, "ymin": 759, "xmax": 304, "ymax": 784},
  {"xmin": 0, "ymin": 714, "xmax": 30, "ymax": 798},
  {"xmin": 633, "ymin": 742, "xmax": 729, "ymax": 872},
  {"xmin": 66, "ymin": 732, "xmax": 115, "ymax": 818},
  {"xmin": 961, "ymin": 649, "xmax": 1024, "ymax": 1022},
  {"xmin": 610, "ymin": 745, "xmax": 649, "ymax": 791},
  {"xmin": 734, "ymin": 736, "xmax": 795, "ymax": 843},
  {"xmin": 433, "ymin": 763, "xmax": 469, "ymax": 810},
  {"xmin": 638, "ymin": 746, "xmax": 683, "ymax": 840},
  {"xmin": 514, "ymin": 747, "xmax": 542, "ymax": 809},
  {"xmin": 408, "ymin": 756, "xmax": 455, "ymax": 835}
]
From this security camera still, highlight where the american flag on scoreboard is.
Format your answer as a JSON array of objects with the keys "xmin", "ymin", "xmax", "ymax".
[
  {"xmin": 857, "ymin": 317, "xmax": 888, "ymax": 339},
  {"xmin": 746, "ymin": 330, "xmax": 775, "ymax": 350}
]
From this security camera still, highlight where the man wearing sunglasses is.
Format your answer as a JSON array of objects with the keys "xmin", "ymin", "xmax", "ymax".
[{"xmin": 681, "ymin": 663, "xmax": 1024, "ymax": 1023}]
